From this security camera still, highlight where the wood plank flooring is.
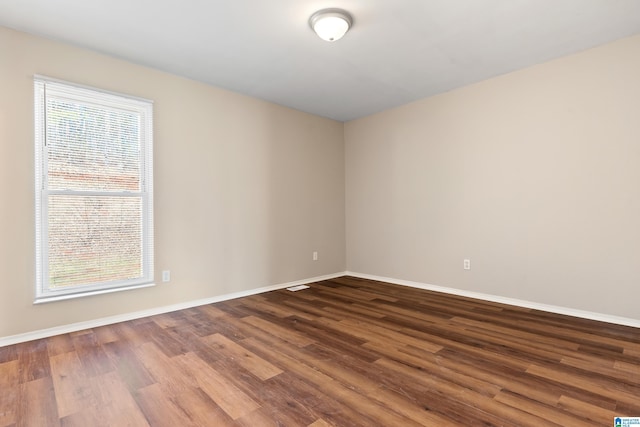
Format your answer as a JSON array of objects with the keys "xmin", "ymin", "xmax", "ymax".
[{"xmin": 1, "ymin": 276, "xmax": 639, "ymax": 426}]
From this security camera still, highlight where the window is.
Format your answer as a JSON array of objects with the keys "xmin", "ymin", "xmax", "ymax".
[{"xmin": 34, "ymin": 76, "xmax": 154, "ymax": 302}]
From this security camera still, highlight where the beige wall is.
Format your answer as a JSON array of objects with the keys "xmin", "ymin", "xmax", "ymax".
[
  {"xmin": 346, "ymin": 35, "xmax": 640, "ymax": 320},
  {"xmin": 0, "ymin": 27, "xmax": 345, "ymax": 338},
  {"xmin": 2, "ymin": 25, "xmax": 639, "ymax": 339}
]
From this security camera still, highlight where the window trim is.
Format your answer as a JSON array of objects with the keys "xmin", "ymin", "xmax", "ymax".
[{"xmin": 34, "ymin": 75, "xmax": 154, "ymax": 303}]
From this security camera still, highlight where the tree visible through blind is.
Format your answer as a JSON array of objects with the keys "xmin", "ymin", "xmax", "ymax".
[{"xmin": 34, "ymin": 77, "xmax": 154, "ymax": 302}]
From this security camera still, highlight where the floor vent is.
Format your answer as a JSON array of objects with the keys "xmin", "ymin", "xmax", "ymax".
[{"xmin": 286, "ymin": 284, "xmax": 310, "ymax": 292}]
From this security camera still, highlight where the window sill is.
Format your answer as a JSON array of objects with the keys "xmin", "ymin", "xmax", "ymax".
[{"xmin": 34, "ymin": 282, "xmax": 156, "ymax": 304}]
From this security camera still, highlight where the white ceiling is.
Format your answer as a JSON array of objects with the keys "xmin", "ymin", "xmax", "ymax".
[{"xmin": 2, "ymin": 0, "xmax": 640, "ymax": 121}]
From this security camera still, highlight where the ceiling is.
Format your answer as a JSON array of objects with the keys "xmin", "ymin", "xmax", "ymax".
[{"xmin": 1, "ymin": 1, "xmax": 640, "ymax": 122}]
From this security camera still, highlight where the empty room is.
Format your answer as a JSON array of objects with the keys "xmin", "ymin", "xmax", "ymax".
[{"xmin": 1, "ymin": 1, "xmax": 639, "ymax": 425}]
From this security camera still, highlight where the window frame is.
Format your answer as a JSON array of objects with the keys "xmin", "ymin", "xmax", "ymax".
[{"xmin": 34, "ymin": 75, "xmax": 154, "ymax": 303}]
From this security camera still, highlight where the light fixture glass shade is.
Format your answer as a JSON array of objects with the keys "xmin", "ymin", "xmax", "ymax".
[{"xmin": 310, "ymin": 9, "xmax": 352, "ymax": 42}]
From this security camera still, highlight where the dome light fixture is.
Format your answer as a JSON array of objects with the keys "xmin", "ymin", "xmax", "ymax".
[{"xmin": 309, "ymin": 8, "xmax": 352, "ymax": 42}]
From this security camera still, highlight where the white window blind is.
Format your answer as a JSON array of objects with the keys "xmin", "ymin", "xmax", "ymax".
[{"xmin": 34, "ymin": 76, "xmax": 154, "ymax": 302}]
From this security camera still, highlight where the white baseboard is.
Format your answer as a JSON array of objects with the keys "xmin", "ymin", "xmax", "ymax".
[
  {"xmin": 0, "ymin": 272, "xmax": 346, "ymax": 347},
  {"xmin": 5, "ymin": 270, "xmax": 637, "ymax": 347},
  {"xmin": 346, "ymin": 271, "xmax": 640, "ymax": 329}
]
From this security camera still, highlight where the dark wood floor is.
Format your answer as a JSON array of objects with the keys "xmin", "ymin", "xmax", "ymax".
[{"xmin": 1, "ymin": 276, "xmax": 639, "ymax": 426}]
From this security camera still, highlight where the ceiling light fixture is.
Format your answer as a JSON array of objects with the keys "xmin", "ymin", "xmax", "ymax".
[{"xmin": 309, "ymin": 8, "xmax": 352, "ymax": 42}]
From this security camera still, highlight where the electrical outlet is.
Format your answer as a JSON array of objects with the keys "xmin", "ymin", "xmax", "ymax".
[
  {"xmin": 313, "ymin": 251, "xmax": 318, "ymax": 261},
  {"xmin": 463, "ymin": 259, "xmax": 471, "ymax": 270},
  {"xmin": 162, "ymin": 270, "xmax": 171, "ymax": 282}
]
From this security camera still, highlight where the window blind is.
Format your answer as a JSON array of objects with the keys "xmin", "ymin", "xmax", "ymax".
[{"xmin": 34, "ymin": 76, "xmax": 154, "ymax": 302}]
